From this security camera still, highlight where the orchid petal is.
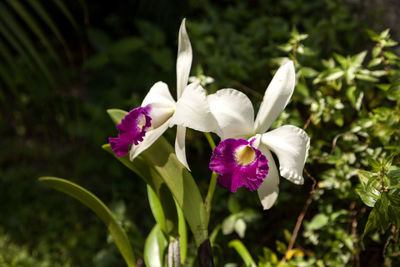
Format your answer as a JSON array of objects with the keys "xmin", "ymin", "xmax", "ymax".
[
  {"xmin": 176, "ymin": 19, "xmax": 192, "ymax": 98},
  {"xmin": 142, "ymin": 82, "xmax": 176, "ymax": 128},
  {"xmin": 254, "ymin": 61, "xmax": 295, "ymax": 133},
  {"xmin": 261, "ymin": 125, "xmax": 310, "ymax": 185},
  {"xmin": 207, "ymin": 89, "xmax": 254, "ymax": 139},
  {"xmin": 175, "ymin": 125, "xmax": 190, "ymax": 170},
  {"xmin": 129, "ymin": 118, "xmax": 171, "ymax": 161},
  {"xmin": 169, "ymin": 82, "xmax": 218, "ymax": 133},
  {"xmin": 256, "ymin": 148, "xmax": 279, "ymax": 210}
]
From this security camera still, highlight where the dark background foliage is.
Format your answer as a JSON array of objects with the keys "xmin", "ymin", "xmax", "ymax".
[{"xmin": 1, "ymin": 0, "xmax": 399, "ymax": 266}]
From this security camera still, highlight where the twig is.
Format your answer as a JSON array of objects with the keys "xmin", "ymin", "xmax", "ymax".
[
  {"xmin": 303, "ymin": 113, "xmax": 313, "ymax": 130},
  {"xmin": 330, "ymin": 133, "xmax": 345, "ymax": 154},
  {"xmin": 283, "ymin": 168, "xmax": 319, "ymax": 261},
  {"xmin": 230, "ymin": 80, "xmax": 263, "ymax": 99}
]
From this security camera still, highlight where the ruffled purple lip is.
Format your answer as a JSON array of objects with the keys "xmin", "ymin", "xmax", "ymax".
[
  {"xmin": 109, "ymin": 105, "xmax": 152, "ymax": 157},
  {"xmin": 209, "ymin": 138, "xmax": 269, "ymax": 192}
]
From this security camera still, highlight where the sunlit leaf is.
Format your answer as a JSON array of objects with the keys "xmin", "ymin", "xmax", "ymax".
[{"xmin": 38, "ymin": 177, "xmax": 136, "ymax": 267}]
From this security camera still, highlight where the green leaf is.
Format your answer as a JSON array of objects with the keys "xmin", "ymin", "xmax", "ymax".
[
  {"xmin": 147, "ymin": 185, "xmax": 167, "ymax": 233},
  {"xmin": 372, "ymin": 46, "xmax": 381, "ymax": 58},
  {"xmin": 103, "ymin": 144, "xmax": 178, "ymax": 235},
  {"xmin": 144, "ymin": 224, "xmax": 168, "ymax": 267},
  {"xmin": 228, "ymin": 239, "xmax": 257, "ymax": 267},
  {"xmin": 364, "ymin": 208, "xmax": 378, "ymax": 233},
  {"xmin": 176, "ymin": 199, "xmax": 187, "ymax": 264},
  {"xmin": 38, "ymin": 177, "xmax": 135, "ymax": 267},
  {"xmin": 222, "ymin": 214, "xmax": 237, "ymax": 235},
  {"xmin": 308, "ymin": 214, "xmax": 329, "ymax": 230},
  {"xmin": 142, "ymin": 137, "xmax": 208, "ymax": 246},
  {"xmin": 234, "ymin": 218, "xmax": 246, "ymax": 238},
  {"xmin": 351, "ymin": 51, "xmax": 367, "ymax": 66},
  {"xmin": 368, "ymin": 58, "xmax": 382, "ymax": 68},
  {"xmin": 300, "ymin": 67, "xmax": 318, "ymax": 78}
]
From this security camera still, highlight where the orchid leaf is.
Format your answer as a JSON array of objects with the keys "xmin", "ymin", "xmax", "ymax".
[
  {"xmin": 147, "ymin": 184, "xmax": 168, "ymax": 234},
  {"xmin": 103, "ymin": 144, "xmax": 178, "ymax": 235},
  {"xmin": 176, "ymin": 199, "xmax": 187, "ymax": 264},
  {"xmin": 144, "ymin": 224, "xmax": 168, "ymax": 267},
  {"xmin": 38, "ymin": 177, "xmax": 135, "ymax": 267}
]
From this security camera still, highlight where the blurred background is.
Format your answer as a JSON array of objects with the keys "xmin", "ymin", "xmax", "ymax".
[{"xmin": 1, "ymin": 0, "xmax": 399, "ymax": 266}]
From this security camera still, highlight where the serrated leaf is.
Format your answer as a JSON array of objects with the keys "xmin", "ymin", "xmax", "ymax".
[{"xmin": 38, "ymin": 177, "xmax": 136, "ymax": 267}]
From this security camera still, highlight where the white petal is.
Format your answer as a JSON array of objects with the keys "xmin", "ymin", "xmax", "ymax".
[
  {"xmin": 130, "ymin": 118, "xmax": 171, "ymax": 161},
  {"xmin": 175, "ymin": 125, "xmax": 190, "ymax": 170},
  {"xmin": 142, "ymin": 82, "xmax": 176, "ymax": 128},
  {"xmin": 207, "ymin": 89, "xmax": 254, "ymax": 140},
  {"xmin": 169, "ymin": 82, "xmax": 218, "ymax": 133},
  {"xmin": 257, "ymin": 148, "xmax": 279, "ymax": 210},
  {"xmin": 176, "ymin": 19, "xmax": 192, "ymax": 99},
  {"xmin": 261, "ymin": 125, "xmax": 310, "ymax": 185},
  {"xmin": 254, "ymin": 61, "xmax": 295, "ymax": 133}
]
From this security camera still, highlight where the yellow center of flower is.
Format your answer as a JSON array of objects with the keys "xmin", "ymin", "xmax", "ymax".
[
  {"xmin": 234, "ymin": 145, "xmax": 256, "ymax": 166},
  {"xmin": 137, "ymin": 114, "xmax": 147, "ymax": 130}
]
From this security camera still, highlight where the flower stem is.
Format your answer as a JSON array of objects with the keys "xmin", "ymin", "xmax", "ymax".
[
  {"xmin": 205, "ymin": 171, "xmax": 218, "ymax": 224},
  {"xmin": 204, "ymin": 132, "xmax": 216, "ymax": 150},
  {"xmin": 203, "ymin": 132, "xmax": 218, "ymax": 225}
]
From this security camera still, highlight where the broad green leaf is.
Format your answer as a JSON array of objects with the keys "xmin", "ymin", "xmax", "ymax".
[
  {"xmin": 355, "ymin": 184, "xmax": 379, "ymax": 207},
  {"xmin": 144, "ymin": 224, "xmax": 168, "ymax": 267},
  {"xmin": 106, "ymin": 109, "xmax": 208, "ymax": 246},
  {"xmin": 38, "ymin": 177, "xmax": 135, "ymax": 267},
  {"xmin": 103, "ymin": 144, "xmax": 178, "ymax": 235},
  {"xmin": 142, "ymin": 137, "xmax": 208, "ymax": 246},
  {"xmin": 228, "ymin": 239, "xmax": 257, "ymax": 267}
]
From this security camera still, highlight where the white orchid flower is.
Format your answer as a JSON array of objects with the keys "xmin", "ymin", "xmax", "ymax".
[
  {"xmin": 109, "ymin": 19, "xmax": 217, "ymax": 170},
  {"xmin": 207, "ymin": 61, "xmax": 310, "ymax": 209}
]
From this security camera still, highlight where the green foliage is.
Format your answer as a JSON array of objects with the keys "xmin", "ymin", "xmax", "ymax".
[{"xmin": 2, "ymin": 0, "xmax": 400, "ymax": 266}]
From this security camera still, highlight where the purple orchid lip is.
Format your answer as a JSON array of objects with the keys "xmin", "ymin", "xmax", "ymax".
[
  {"xmin": 109, "ymin": 105, "xmax": 152, "ymax": 157},
  {"xmin": 209, "ymin": 138, "xmax": 269, "ymax": 193}
]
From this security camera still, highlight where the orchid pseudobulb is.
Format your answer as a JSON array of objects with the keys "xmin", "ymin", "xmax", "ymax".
[{"xmin": 208, "ymin": 61, "xmax": 310, "ymax": 210}]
